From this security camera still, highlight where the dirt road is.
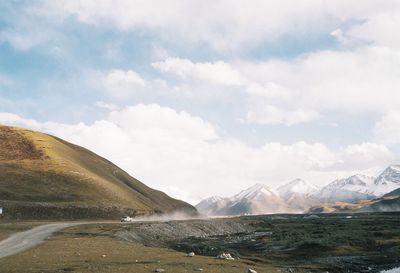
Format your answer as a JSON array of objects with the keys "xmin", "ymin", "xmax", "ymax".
[{"xmin": 0, "ymin": 223, "xmax": 80, "ymax": 258}]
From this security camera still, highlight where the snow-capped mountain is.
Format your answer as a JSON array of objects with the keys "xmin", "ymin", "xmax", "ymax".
[
  {"xmin": 224, "ymin": 184, "xmax": 288, "ymax": 215},
  {"xmin": 310, "ymin": 186, "xmax": 400, "ymax": 213},
  {"xmin": 196, "ymin": 182, "xmax": 316, "ymax": 216},
  {"xmin": 277, "ymin": 179, "xmax": 319, "ymax": 200},
  {"xmin": 196, "ymin": 183, "xmax": 288, "ymax": 216},
  {"xmin": 276, "ymin": 179, "xmax": 320, "ymax": 211},
  {"xmin": 227, "ymin": 183, "xmax": 287, "ymax": 215},
  {"xmin": 327, "ymin": 174, "xmax": 375, "ymax": 194},
  {"xmin": 312, "ymin": 166, "xmax": 400, "ymax": 203},
  {"xmin": 195, "ymin": 196, "xmax": 231, "ymax": 215},
  {"xmin": 312, "ymin": 174, "xmax": 377, "ymax": 203},
  {"xmin": 372, "ymin": 165, "xmax": 400, "ymax": 196},
  {"xmin": 196, "ymin": 165, "xmax": 400, "ymax": 216},
  {"xmin": 234, "ymin": 183, "xmax": 279, "ymax": 200}
]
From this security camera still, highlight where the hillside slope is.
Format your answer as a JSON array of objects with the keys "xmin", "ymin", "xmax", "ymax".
[{"xmin": 0, "ymin": 125, "xmax": 196, "ymax": 219}]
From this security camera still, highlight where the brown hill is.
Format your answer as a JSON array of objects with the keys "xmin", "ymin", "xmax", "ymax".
[{"xmin": 0, "ymin": 125, "xmax": 196, "ymax": 220}]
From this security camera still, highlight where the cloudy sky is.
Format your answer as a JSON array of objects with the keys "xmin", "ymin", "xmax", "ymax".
[{"xmin": 1, "ymin": 1, "xmax": 400, "ymax": 204}]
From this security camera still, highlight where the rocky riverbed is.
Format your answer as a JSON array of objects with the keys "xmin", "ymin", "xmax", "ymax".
[{"xmin": 114, "ymin": 212, "xmax": 400, "ymax": 273}]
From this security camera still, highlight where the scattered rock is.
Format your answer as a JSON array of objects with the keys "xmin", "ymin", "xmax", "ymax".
[
  {"xmin": 154, "ymin": 269, "xmax": 165, "ymax": 272},
  {"xmin": 101, "ymin": 254, "xmax": 106, "ymax": 258},
  {"xmin": 187, "ymin": 252, "xmax": 195, "ymax": 257},
  {"xmin": 194, "ymin": 268, "xmax": 203, "ymax": 271},
  {"xmin": 248, "ymin": 269, "xmax": 257, "ymax": 273},
  {"xmin": 216, "ymin": 253, "xmax": 235, "ymax": 260}
]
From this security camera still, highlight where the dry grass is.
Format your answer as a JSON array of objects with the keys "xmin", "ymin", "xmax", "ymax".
[
  {"xmin": 0, "ymin": 127, "xmax": 44, "ymax": 161},
  {"xmin": 0, "ymin": 224, "xmax": 278, "ymax": 273}
]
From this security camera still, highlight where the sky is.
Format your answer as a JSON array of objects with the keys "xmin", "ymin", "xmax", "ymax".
[{"xmin": 1, "ymin": 1, "xmax": 400, "ymax": 204}]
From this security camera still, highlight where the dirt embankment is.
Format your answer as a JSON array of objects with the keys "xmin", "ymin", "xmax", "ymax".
[{"xmin": 115, "ymin": 218, "xmax": 254, "ymax": 247}]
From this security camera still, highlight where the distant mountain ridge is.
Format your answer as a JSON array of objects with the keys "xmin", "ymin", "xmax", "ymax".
[
  {"xmin": 196, "ymin": 179, "xmax": 320, "ymax": 216},
  {"xmin": 0, "ymin": 125, "xmax": 196, "ymax": 219},
  {"xmin": 310, "ymin": 174, "xmax": 377, "ymax": 203},
  {"xmin": 373, "ymin": 165, "xmax": 400, "ymax": 195},
  {"xmin": 277, "ymin": 178, "xmax": 319, "ymax": 199},
  {"xmin": 309, "ymin": 187, "xmax": 400, "ymax": 213},
  {"xmin": 227, "ymin": 183, "xmax": 288, "ymax": 215},
  {"xmin": 196, "ymin": 166, "xmax": 400, "ymax": 216}
]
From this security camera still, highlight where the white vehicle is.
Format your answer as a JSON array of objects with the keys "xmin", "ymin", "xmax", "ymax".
[{"xmin": 120, "ymin": 216, "xmax": 134, "ymax": 222}]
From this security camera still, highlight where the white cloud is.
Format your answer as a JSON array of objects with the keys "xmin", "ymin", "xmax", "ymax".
[
  {"xmin": 0, "ymin": 2, "xmax": 64, "ymax": 52},
  {"xmin": 31, "ymin": 0, "xmax": 400, "ymax": 51},
  {"xmin": 104, "ymin": 69, "xmax": 146, "ymax": 87},
  {"xmin": 153, "ymin": 58, "xmax": 246, "ymax": 86},
  {"xmin": 0, "ymin": 107, "xmax": 395, "ymax": 204},
  {"xmin": 236, "ymin": 46, "xmax": 400, "ymax": 114},
  {"xmin": 107, "ymin": 104, "xmax": 217, "ymax": 141},
  {"xmin": 95, "ymin": 101, "xmax": 120, "ymax": 110},
  {"xmin": 244, "ymin": 82, "xmax": 291, "ymax": 100},
  {"xmin": 98, "ymin": 69, "xmax": 147, "ymax": 98},
  {"xmin": 335, "ymin": 143, "xmax": 394, "ymax": 171},
  {"xmin": 245, "ymin": 105, "xmax": 320, "ymax": 126},
  {"xmin": 330, "ymin": 28, "xmax": 353, "ymax": 46},
  {"xmin": 347, "ymin": 13, "xmax": 400, "ymax": 49},
  {"xmin": 153, "ymin": 44, "xmax": 400, "ymax": 126},
  {"xmin": 374, "ymin": 111, "xmax": 400, "ymax": 145},
  {"xmin": 151, "ymin": 58, "xmax": 321, "ymax": 126},
  {"xmin": 150, "ymin": 42, "xmax": 400, "ymax": 124},
  {"xmin": 3, "ymin": 1, "xmax": 400, "ymax": 53},
  {"xmin": 105, "ymin": 69, "xmax": 145, "ymax": 86},
  {"xmin": 0, "ymin": 113, "xmax": 42, "ymax": 128},
  {"xmin": 1, "ymin": 30, "xmax": 49, "ymax": 51}
]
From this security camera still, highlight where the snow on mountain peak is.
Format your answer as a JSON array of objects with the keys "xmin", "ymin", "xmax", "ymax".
[
  {"xmin": 328, "ymin": 174, "xmax": 375, "ymax": 189},
  {"xmin": 378, "ymin": 165, "xmax": 400, "ymax": 181},
  {"xmin": 234, "ymin": 183, "xmax": 277, "ymax": 200},
  {"xmin": 205, "ymin": 196, "xmax": 223, "ymax": 202},
  {"xmin": 321, "ymin": 174, "xmax": 376, "ymax": 197},
  {"xmin": 353, "ymin": 174, "xmax": 375, "ymax": 181},
  {"xmin": 196, "ymin": 164, "xmax": 400, "ymax": 216},
  {"xmin": 372, "ymin": 164, "xmax": 400, "ymax": 196},
  {"xmin": 277, "ymin": 179, "xmax": 319, "ymax": 198},
  {"xmin": 388, "ymin": 165, "xmax": 400, "ymax": 172}
]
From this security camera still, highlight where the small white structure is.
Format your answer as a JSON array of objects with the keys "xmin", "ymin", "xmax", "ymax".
[{"xmin": 0, "ymin": 207, "xmax": 3, "ymax": 215}]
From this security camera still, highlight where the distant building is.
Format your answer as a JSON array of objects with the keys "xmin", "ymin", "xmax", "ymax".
[{"xmin": 0, "ymin": 207, "xmax": 3, "ymax": 215}]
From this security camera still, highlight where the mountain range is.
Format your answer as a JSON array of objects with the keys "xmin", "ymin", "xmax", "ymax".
[
  {"xmin": 196, "ymin": 179, "xmax": 320, "ymax": 215},
  {"xmin": 0, "ymin": 125, "xmax": 196, "ymax": 219},
  {"xmin": 196, "ymin": 166, "xmax": 400, "ymax": 216}
]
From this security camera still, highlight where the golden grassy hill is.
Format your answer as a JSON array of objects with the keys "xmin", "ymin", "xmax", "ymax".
[{"xmin": 0, "ymin": 125, "xmax": 196, "ymax": 219}]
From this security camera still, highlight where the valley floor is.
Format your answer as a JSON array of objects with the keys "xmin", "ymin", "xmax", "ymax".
[
  {"xmin": 0, "ymin": 223, "xmax": 274, "ymax": 273},
  {"xmin": 0, "ymin": 212, "xmax": 399, "ymax": 273}
]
